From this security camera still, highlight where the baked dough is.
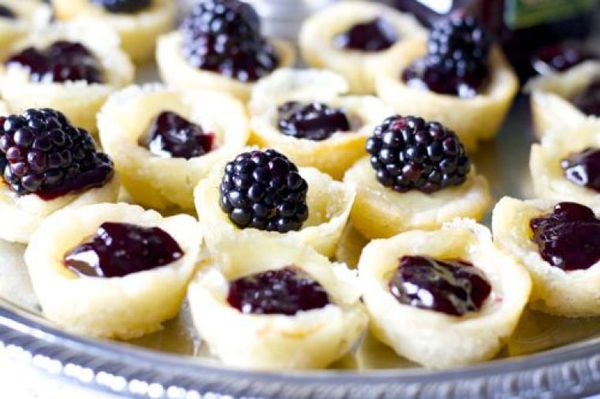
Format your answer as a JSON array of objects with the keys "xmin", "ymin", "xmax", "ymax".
[
  {"xmin": 299, "ymin": 0, "xmax": 426, "ymax": 94},
  {"xmin": 0, "ymin": 0, "xmax": 51, "ymax": 57},
  {"xmin": 344, "ymin": 157, "xmax": 491, "ymax": 239},
  {"xmin": 249, "ymin": 69, "xmax": 392, "ymax": 179},
  {"xmin": 359, "ymin": 218, "xmax": 531, "ymax": 368},
  {"xmin": 98, "ymin": 83, "xmax": 250, "ymax": 211},
  {"xmin": 187, "ymin": 238, "xmax": 367, "ymax": 369},
  {"xmin": 24, "ymin": 202, "xmax": 203, "ymax": 339},
  {"xmin": 0, "ymin": 239, "xmax": 38, "ymax": 311}
]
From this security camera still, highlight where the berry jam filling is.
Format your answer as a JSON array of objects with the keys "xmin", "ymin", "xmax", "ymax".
[
  {"xmin": 389, "ymin": 256, "xmax": 491, "ymax": 316},
  {"xmin": 143, "ymin": 111, "xmax": 215, "ymax": 160},
  {"xmin": 92, "ymin": 0, "xmax": 151, "ymax": 14},
  {"xmin": 366, "ymin": 115, "xmax": 470, "ymax": 193},
  {"xmin": 227, "ymin": 267, "xmax": 330, "ymax": 315},
  {"xmin": 0, "ymin": 108, "xmax": 113, "ymax": 200},
  {"xmin": 531, "ymin": 44, "xmax": 596, "ymax": 75},
  {"xmin": 5, "ymin": 41, "xmax": 103, "ymax": 84},
  {"xmin": 277, "ymin": 101, "xmax": 352, "ymax": 141},
  {"xmin": 561, "ymin": 148, "xmax": 600, "ymax": 192},
  {"xmin": 530, "ymin": 202, "xmax": 600, "ymax": 271},
  {"xmin": 220, "ymin": 149, "xmax": 309, "ymax": 232},
  {"xmin": 334, "ymin": 18, "xmax": 398, "ymax": 52},
  {"xmin": 571, "ymin": 79, "xmax": 600, "ymax": 117},
  {"xmin": 0, "ymin": 5, "xmax": 16, "ymax": 19},
  {"xmin": 64, "ymin": 222, "xmax": 184, "ymax": 278},
  {"xmin": 402, "ymin": 16, "xmax": 491, "ymax": 98},
  {"xmin": 181, "ymin": 0, "xmax": 279, "ymax": 83}
]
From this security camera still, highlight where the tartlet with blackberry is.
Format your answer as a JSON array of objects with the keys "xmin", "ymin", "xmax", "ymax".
[
  {"xmin": 0, "ymin": 108, "xmax": 119, "ymax": 244},
  {"xmin": 25, "ymin": 202, "xmax": 202, "ymax": 339},
  {"xmin": 0, "ymin": 20, "xmax": 135, "ymax": 134},
  {"xmin": 187, "ymin": 238, "xmax": 366, "ymax": 369},
  {"xmin": 51, "ymin": 0, "xmax": 177, "ymax": 64},
  {"xmin": 344, "ymin": 115, "xmax": 491, "ymax": 239},
  {"xmin": 157, "ymin": 0, "xmax": 295, "ymax": 101},
  {"xmin": 0, "ymin": 0, "xmax": 52, "ymax": 55},
  {"xmin": 359, "ymin": 219, "xmax": 531, "ymax": 368},
  {"xmin": 194, "ymin": 148, "xmax": 355, "ymax": 258},
  {"xmin": 98, "ymin": 84, "xmax": 249, "ymax": 211},
  {"xmin": 374, "ymin": 16, "xmax": 518, "ymax": 150},
  {"xmin": 299, "ymin": 0, "xmax": 426, "ymax": 94},
  {"xmin": 249, "ymin": 69, "xmax": 392, "ymax": 179}
]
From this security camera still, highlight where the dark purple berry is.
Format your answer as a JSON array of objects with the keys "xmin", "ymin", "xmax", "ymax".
[
  {"xmin": 571, "ymin": 79, "xmax": 600, "ymax": 117},
  {"xmin": 0, "ymin": 108, "xmax": 113, "ymax": 200},
  {"xmin": 389, "ymin": 256, "xmax": 491, "ymax": 316},
  {"xmin": 530, "ymin": 202, "xmax": 600, "ymax": 271},
  {"xmin": 64, "ymin": 222, "xmax": 184, "ymax": 278},
  {"xmin": 227, "ymin": 267, "xmax": 330, "ymax": 315},
  {"xmin": 532, "ymin": 43, "xmax": 596, "ymax": 75},
  {"xmin": 0, "ymin": 5, "xmax": 16, "ymax": 19},
  {"xmin": 219, "ymin": 149, "xmax": 309, "ymax": 233},
  {"xmin": 366, "ymin": 115, "xmax": 470, "ymax": 193},
  {"xmin": 91, "ymin": 0, "xmax": 150, "ymax": 13},
  {"xmin": 334, "ymin": 17, "xmax": 398, "ymax": 52},
  {"xmin": 561, "ymin": 147, "xmax": 600, "ymax": 192},
  {"xmin": 277, "ymin": 101, "xmax": 352, "ymax": 141}
]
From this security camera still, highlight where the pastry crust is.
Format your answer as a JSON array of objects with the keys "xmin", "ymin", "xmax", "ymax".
[
  {"xmin": 249, "ymin": 69, "xmax": 392, "ymax": 179},
  {"xmin": 98, "ymin": 83, "xmax": 250, "ymax": 211},
  {"xmin": 0, "ymin": 0, "xmax": 52, "ymax": 57},
  {"xmin": 0, "ymin": 240, "xmax": 38, "ymax": 311},
  {"xmin": 374, "ymin": 39, "xmax": 519, "ymax": 150},
  {"xmin": 492, "ymin": 197, "xmax": 600, "ymax": 317},
  {"xmin": 187, "ymin": 238, "xmax": 367, "ymax": 369},
  {"xmin": 343, "ymin": 157, "xmax": 491, "ymax": 239},
  {"xmin": 299, "ymin": 0, "xmax": 426, "ymax": 94},
  {"xmin": 52, "ymin": 0, "xmax": 177, "ymax": 64},
  {"xmin": 194, "ymin": 158, "xmax": 355, "ymax": 258},
  {"xmin": 359, "ymin": 219, "xmax": 531, "ymax": 368},
  {"xmin": 525, "ymin": 61, "xmax": 600, "ymax": 137},
  {"xmin": 156, "ymin": 31, "xmax": 296, "ymax": 101},
  {"xmin": 0, "ymin": 20, "xmax": 135, "ymax": 135},
  {"xmin": 24, "ymin": 202, "xmax": 203, "ymax": 339},
  {"xmin": 530, "ymin": 121, "xmax": 600, "ymax": 209}
]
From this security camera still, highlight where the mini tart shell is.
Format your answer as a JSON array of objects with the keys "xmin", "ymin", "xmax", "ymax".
[
  {"xmin": 156, "ymin": 31, "xmax": 295, "ymax": 101},
  {"xmin": 358, "ymin": 219, "xmax": 531, "ymax": 369},
  {"xmin": 24, "ymin": 202, "xmax": 203, "ymax": 339},
  {"xmin": 0, "ymin": 20, "xmax": 135, "ymax": 135},
  {"xmin": 249, "ymin": 69, "xmax": 392, "ymax": 179},
  {"xmin": 374, "ymin": 39, "xmax": 518, "ymax": 150},
  {"xmin": 299, "ymin": 0, "xmax": 426, "ymax": 95},
  {"xmin": 343, "ymin": 157, "xmax": 491, "ymax": 239},
  {"xmin": 0, "ymin": 0, "xmax": 52, "ymax": 57},
  {"xmin": 492, "ymin": 197, "xmax": 600, "ymax": 317},
  {"xmin": 194, "ymin": 161, "xmax": 355, "ymax": 258},
  {"xmin": 52, "ymin": 0, "xmax": 177, "ymax": 64},
  {"xmin": 0, "ymin": 240, "xmax": 38, "ymax": 311},
  {"xmin": 530, "ymin": 121, "xmax": 600, "ymax": 209},
  {"xmin": 187, "ymin": 238, "xmax": 367, "ymax": 369},
  {"xmin": 0, "ymin": 174, "xmax": 120, "ymax": 244},
  {"xmin": 98, "ymin": 84, "xmax": 250, "ymax": 211},
  {"xmin": 526, "ymin": 61, "xmax": 600, "ymax": 137}
]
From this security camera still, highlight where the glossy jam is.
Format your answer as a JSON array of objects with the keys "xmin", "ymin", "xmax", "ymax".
[
  {"xmin": 277, "ymin": 101, "xmax": 352, "ymax": 141},
  {"xmin": 144, "ymin": 111, "xmax": 215, "ymax": 159},
  {"xmin": 226, "ymin": 267, "xmax": 330, "ymax": 315},
  {"xmin": 561, "ymin": 148, "xmax": 600, "ymax": 192},
  {"xmin": 92, "ymin": 0, "xmax": 151, "ymax": 14},
  {"xmin": 389, "ymin": 255, "xmax": 491, "ymax": 316},
  {"xmin": 571, "ymin": 79, "xmax": 600, "ymax": 117},
  {"xmin": 531, "ymin": 44, "xmax": 595, "ymax": 75},
  {"xmin": 530, "ymin": 202, "xmax": 600, "ymax": 271},
  {"xmin": 0, "ymin": 5, "xmax": 16, "ymax": 19},
  {"xmin": 64, "ymin": 222, "xmax": 184, "ymax": 278},
  {"xmin": 334, "ymin": 18, "xmax": 398, "ymax": 52}
]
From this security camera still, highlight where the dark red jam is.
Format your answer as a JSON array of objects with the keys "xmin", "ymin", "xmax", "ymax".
[
  {"xmin": 389, "ymin": 255, "xmax": 491, "ymax": 316},
  {"xmin": 144, "ymin": 111, "xmax": 215, "ymax": 159},
  {"xmin": 530, "ymin": 202, "xmax": 600, "ymax": 271},
  {"xmin": 531, "ymin": 44, "xmax": 595, "ymax": 75},
  {"xmin": 334, "ymin": 18, "xmax": 398, "ymax": 52},
  {"xmin": 277, "ymin": 101, "xmax": 352, "ymax": 141},
  {"xmin": 561, "ymin": 148, "xmax": 600, "ymax": 192},
  {"xmin": 64, "ymin": 222, "xmax": 184, "ymax": 278},
  {"xmin": 571, "ymin": 79, "xmax": 600, "ymax": 117},
  {"xmin": 0, "ymin": 5, "xmax": 16, "ymax": 19},
  {"xmin": 5, "ymin": 41, "xmax": 103, "ymax": 84},
  {"xmin": 226, "ymin": 267, "xmax": 330, "ymax": 315}
]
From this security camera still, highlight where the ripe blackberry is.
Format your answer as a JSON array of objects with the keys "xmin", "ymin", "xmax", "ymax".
[
  {"xmin": 0, "ymin": 108, "xmax": 114, "ymax": 200},
  {"xmin": 91, "ymin": 0, "xmax": 151, "ymax": 13},
  {"xmin": 277, "ymin": 101, "xmax": 351, "ymax": 141},
  {"xmin": 365, "ymin": 115, "xmax": 470, "ymax": 193},
  {"xmin": 219, "ymin": 149, "xmax": 309, "ymax": 233},
  {"xmin": 181, "ymin": 0, "xmax": 279, "ymax": 83}
]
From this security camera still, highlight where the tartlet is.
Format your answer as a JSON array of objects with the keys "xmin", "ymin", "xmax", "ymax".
[{"xmin": 0, "ymin": 0, "xmax": 52, "ymax": 55}]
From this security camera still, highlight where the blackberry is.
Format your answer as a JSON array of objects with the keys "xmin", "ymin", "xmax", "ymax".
[
  {"xmin": 181, "ymin": 0, "xmax": 279, "ymax": 82},
  {"xmin": 365, "ymin": 115, "xmax": 470, "ymax": 193},
  {"xmin": 0, "ymin": 108, "xmax": 114, "ymax": 200},
  {"xmin": 277, "ymin": 101, "xmax": 351, "ymax": 141},
  {"xmin": 0, "ymin": 5, "xmax": 16, "ymax": 19},
  {"xmin": 91, "ymin": 0, "xmax": 151, "ymax": 14},
  {"xmin": 219, "ymin": 149, "xmax": 309, "ymax": 233}
]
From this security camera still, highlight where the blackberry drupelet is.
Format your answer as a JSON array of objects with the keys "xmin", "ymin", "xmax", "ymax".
[
  {"xmin": 277, "ymin": 101, "xmax": 351, "ymax": 141},
  {"xmin": 219, "ymin": 149, "xmax": 309, "ymax": 233},
  {"xmin": 366, "ymin": 115, "xmax": 470, "ymax": 193},
  {"xmin": 0, "ymin": 108, "xmax": 114, "ymax": 200},
  {"xmin": 180, "ymin": 0, "xmax": 279, "ymax": 82},
  {"xmin": 91, "ymin": 0, "xmax": 151, "ymax": 14}
]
